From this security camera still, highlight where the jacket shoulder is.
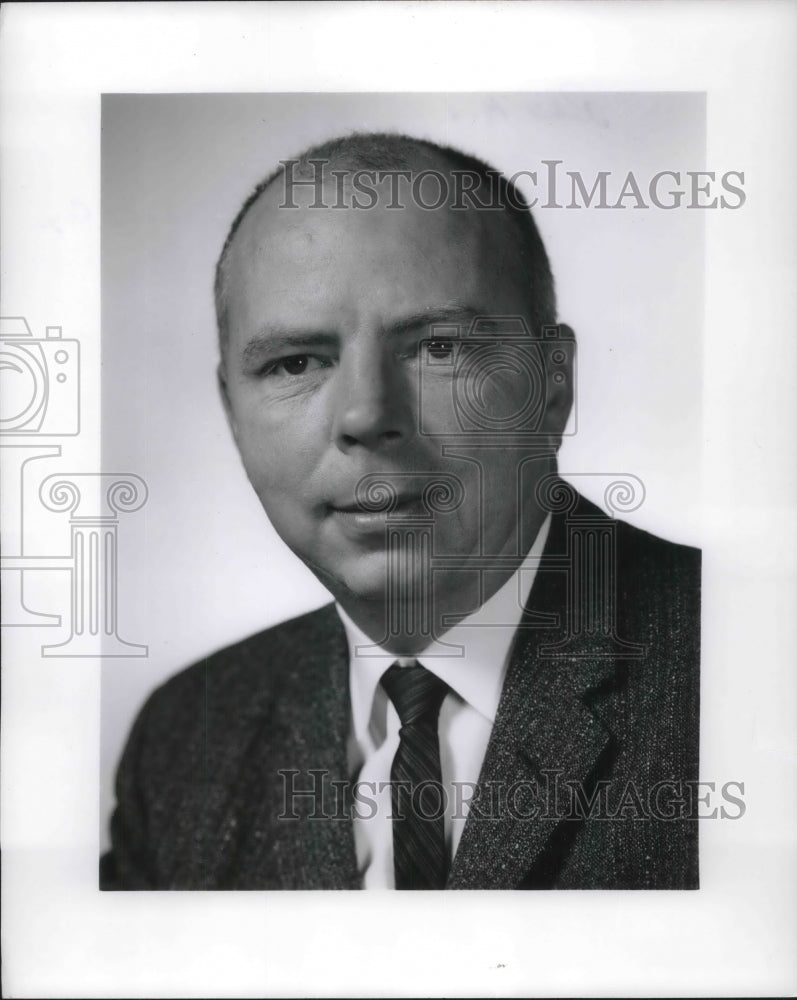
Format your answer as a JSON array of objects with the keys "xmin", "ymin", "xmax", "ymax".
[
  {"xmin": 614, "ymin": 514, "xmax": 701, "ymax": 589},
  {"xmin": 134, "ymin": 602, "xmax": 340, "ymax": 733},
  {"xmin": 573, "ymin": 489, "xmax": 700, "ymax": 560}
]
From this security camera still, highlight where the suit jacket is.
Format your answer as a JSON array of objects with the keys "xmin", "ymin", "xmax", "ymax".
[{"xmin": 102, "ymin": 492, "xmax": 700, "ymax": 890}]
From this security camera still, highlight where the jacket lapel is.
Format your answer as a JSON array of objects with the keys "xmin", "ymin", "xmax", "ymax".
[
  {"xmin": 258, "ymin": 607, "xmax": 361, "ymax": 889},
  {"xmin": 447, "ymin": 502, "xmax": 629, "ymax": 889}
]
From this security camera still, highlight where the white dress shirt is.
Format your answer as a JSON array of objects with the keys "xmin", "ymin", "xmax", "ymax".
[{"xmin": 338, "ymin": 513, "xmax": 551, "ymax": 888}]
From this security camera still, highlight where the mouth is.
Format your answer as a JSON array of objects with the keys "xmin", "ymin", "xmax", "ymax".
[{"xmin": 328, "ymin": 494, "xmax": 427, "ymax": 532}]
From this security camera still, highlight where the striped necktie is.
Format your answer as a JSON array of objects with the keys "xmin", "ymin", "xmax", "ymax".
[{"xmin": 381, "ymin": 660, "xmax": 450, "ymax": 889}]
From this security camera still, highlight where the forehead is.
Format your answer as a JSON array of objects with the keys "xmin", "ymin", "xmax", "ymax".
[{"xmin": 223, "ymin": 171, "xmax": 526, "ymax": 336}]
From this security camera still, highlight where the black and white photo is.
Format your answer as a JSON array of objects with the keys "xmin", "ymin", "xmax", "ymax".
[{"xmin": 2, "ymin": 4, "xmax": 795, "ymax": 997}]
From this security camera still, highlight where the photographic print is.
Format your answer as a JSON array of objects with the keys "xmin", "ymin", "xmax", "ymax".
[
  {"xmin": 99, "ymin": 91, "xmax": 706, "ymax": 892},
  {"xmin": 2, "ymin": 3, "xmax": 795, "ymax": 997}
]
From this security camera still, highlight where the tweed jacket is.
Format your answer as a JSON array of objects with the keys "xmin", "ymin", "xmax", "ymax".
[{"xmin": 102, "ymin": 492, "xmax": 700, "ymax": 890}]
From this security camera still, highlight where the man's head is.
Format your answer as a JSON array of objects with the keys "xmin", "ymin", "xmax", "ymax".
[{"xmin": 215, "ymin": 132, "xmax": 573, "ymax": 644}]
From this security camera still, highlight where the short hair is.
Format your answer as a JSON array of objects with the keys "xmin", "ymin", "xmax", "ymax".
[{"xmin": 214, "ymin": 132, "xmax": 557, "ymax": 351}]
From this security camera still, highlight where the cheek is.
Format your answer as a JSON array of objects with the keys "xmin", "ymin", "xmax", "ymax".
[
  {"xmin": 232, "ymin": 389, "xmax": 329, "ymax": 462},
  {"xmin": 234, "ymin": 412, "xmax": 325, "ymax": 506}
]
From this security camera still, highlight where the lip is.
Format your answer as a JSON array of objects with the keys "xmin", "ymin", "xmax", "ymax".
[{"xmin": 328, "ymin": 495, "xmax": 427, "ymax": 533}]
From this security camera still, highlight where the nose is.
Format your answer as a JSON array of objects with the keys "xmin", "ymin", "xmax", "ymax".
[{"xmin": 331, "ymin": 339, "xmax": 414, "ymax": 452}]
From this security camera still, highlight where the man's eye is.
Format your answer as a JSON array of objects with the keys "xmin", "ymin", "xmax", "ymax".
[
  {"xmin": 424, "ymin": 340, "xmax": 455, "ymax": 361},
  {"xmin": 266, "ymin": 355, "xmax": 328, "ymax": 377}
]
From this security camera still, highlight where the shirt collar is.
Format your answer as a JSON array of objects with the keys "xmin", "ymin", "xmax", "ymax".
[{"xmin": 339, "ymin": 513, "xmax": 551, "ymax": 744}]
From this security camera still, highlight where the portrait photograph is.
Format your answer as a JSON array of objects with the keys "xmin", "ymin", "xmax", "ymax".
[
  {"xmin": 2, "ymin": 3, "xmax": 796, "ymax": 997},
  {"xmin": 99, "ymin": 90, "xmax": 707, "ymax": 894}
]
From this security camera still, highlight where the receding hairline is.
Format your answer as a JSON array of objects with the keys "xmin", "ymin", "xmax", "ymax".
[
  {"xmin": 224, "ymin": 149, "xmax": 529, "ymax": 263},
  {"xmin": 219, "ymin": 138, "xmax": 508, "ymax": 266}
]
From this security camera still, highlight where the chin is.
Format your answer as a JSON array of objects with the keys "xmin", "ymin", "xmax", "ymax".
[
  {"xmin": 324, "ymin": 552, "xmax": 432, "ymax": 607},
  {"xmin": 330, "ymin": 562, "xmax": 394, "ymax": 605}
]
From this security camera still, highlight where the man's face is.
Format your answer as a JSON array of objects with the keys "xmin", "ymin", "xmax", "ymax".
[{"xmin": 220, "ymin": 176, "xmax": 571, "ymax": 616}]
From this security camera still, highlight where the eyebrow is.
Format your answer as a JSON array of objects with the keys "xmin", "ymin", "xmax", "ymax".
[
  {"xmin": 384, "ymin": 304, "xmax": 480, "ymax": 336},
  {"xmin": 239, "ymin": 304, "xmax": 481, "ymax": 366}
]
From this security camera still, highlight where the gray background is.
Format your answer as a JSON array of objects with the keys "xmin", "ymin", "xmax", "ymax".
[{"xmin": 100, "ymin": 92, "xmax": 704, "ymax": 848}]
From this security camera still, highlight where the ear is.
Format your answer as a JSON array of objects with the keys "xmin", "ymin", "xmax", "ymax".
[
  {"xmin": 541, "ymin": 323, "xmax": 576, "ymax": 451},
  {"xmin": 217, "ymin": 360, "xmax": 239, "ymax": 443}
]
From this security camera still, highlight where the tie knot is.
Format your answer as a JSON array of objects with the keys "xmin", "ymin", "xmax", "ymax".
[{"xmin": 381, "ymin": 661, "xmax": 449, "ymax": 728}]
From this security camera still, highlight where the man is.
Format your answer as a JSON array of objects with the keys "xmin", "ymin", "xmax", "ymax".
[{"xmin": 102, "ymin": 133, "xmax": 700, "ymax": 890}]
